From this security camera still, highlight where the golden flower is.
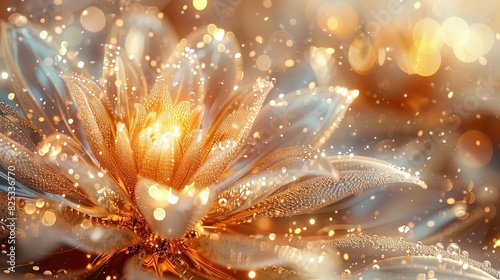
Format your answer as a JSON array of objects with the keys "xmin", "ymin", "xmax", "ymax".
[{"xmin": 0, "ymin": 5, "xmax": 498, "ymax": 280}]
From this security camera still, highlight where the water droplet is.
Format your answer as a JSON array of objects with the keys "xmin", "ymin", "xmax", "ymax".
[
  {"xmin": 483, "ymin": 260, "xmax": 492, "ymax": 269},
  {"xmin": 461, "ymin": 250, "xmax": 469, "ymax": 258},
  {"xmin": 447, "ymin": 243, "xmax": 461, "ymax": 256},
  {"xmin": 416, "ymin": 241, "xmax": 423, "ymax": 251},
  {"xmin": 218, "ymin": 197, "xmax": 228, "ymax": 207},
  {"xmin": 435, "ymin": 242, "xmax": 445, "ymax": 250}
]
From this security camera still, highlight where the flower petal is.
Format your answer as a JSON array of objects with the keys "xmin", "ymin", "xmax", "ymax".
[
  {"xmin": 326, "ymin": 234, "xmax": 499, "ymax": 279},
  {"xmin": 353, "ymin": 257, "xmax": 496, "ymax": 279},
  {"xmin": 219, "ymin": 86, "xmax": 358, "ymax": 188},
  {"xmin": 134, "ymin": 177, "xmax": 213, "ymax": 239},
  {"xmin": 254, "ymin": 87, "xmax": 358, "ymax": 149},
  {"xmin": 171, "ymin": 129, "xmax": 203, "ymax": 188},
  {"xmin": 49, "ymin": 162, "xmax": 133, "ymax": 215},
  {"xmin": 204, "ymin": 78, "xmax": 273, "ymax": 141},
  {"xmin": 226, "ymin": 156, "xmax": 426, "ymax": 223},
  {"xmin": 0, "ymin": 132, "xmax": 91, "ymax": 204},
  {"xmin": 107, "ymin": 6, "xmax": 177, "ymax": 87},
  {"xmin": 61, "ymin": 74, "xmax": 134, "ymax": 188},
  {"xmin": 168, "ymin": 25, "xmax": 243, "ymax": 112},
  {"xmin": 16, "ymin": 199, "xmax": 139, "ymax": 258},
  {"xmin": 1, "ymin": 21, "xmax": 86, "ymax": 141},
  {"xmin": 161, "ymin": 47, "xmax": 206, "ymax": 107},
  {"xmin": 0, "ymin": 102, "xmax": 43, "ymax": 151},
  {"xmin": 209, "ymin": 154, "xmax": 335, "ymax": 221},
  {"xmin": 191, "ymin": 140, "xmax": 240, "ymax": 189},
  {"xmin": 103, "ymin": 44, "xmax": 148, "ymax": 127},
  {"xmin": 187, "ymin": 230, "xmax": 338, "ymax": 277}
]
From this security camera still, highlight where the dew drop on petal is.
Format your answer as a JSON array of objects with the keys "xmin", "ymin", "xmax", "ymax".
[{"xmin": 446, "ymin": 243, "xmax": 460, "ymax": 256}]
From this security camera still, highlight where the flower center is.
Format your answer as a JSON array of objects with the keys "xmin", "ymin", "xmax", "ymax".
[{"xmin": 128, "ymin": 80, "xmax": 204, "ymax": 189}]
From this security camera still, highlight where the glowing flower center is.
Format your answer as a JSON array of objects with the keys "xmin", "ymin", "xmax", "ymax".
[{"xmin": 128, "ymin": 80, "xmax": 204, "ymax": 189}]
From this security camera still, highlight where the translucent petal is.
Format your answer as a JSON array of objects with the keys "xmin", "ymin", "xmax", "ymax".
[
  {"xmin": 103, "ymin": 44, "xmax": 148, "ymax": 127},
  {"xmin": 37, "ymin": 134, "xmax": 131, "ymax": 215},
  {"xmin": 134, "ymin": 177, "xmax": 213, "ymax": 239},
  {"xmin": 190, "ymin": 140, "xmax": 240, "ymax": 189},
  {"xmin": 225, "ymin": 156, "xmax": 426, "ymax": 223},
  {"xmin": 0, "ymin": 21, "xmax": 86, "ymax": 141},
  {"xmin": 0, "ymin": 102, "xmax": 43, "ymax": 151},
  {"xmin": 187, "ymin": 230, "xmax": 338, "ymax": 277},
  {"xmin": 254, "ymin": 87, "xmax": 358, "ymax": 149},
  {"xmin": 0, "ymin": 132, "xmax": 91, "ymax": 204},
  {"xmin": 204, "ymin": 78, "xmax": 273, "ymax": 142},
  {"xmin": 172, "ymin": 25, "xmax": 243, "ymax": 113},
  {"xmin": 15, "ymin": 199, "xmax": 139, "ymax": 258},
  {"xmin": 209, "ymin": 156, "xmax": 335, "ymax": 221},
  {"xmin": 325, "ymin": 234, "xmax": 499, "ymax": 279},
  {"xmin": 220, "ymin": 87, "xmax": 358, "ymax": 189},
  {"xmin": 161, "ymin": 47, "xmax": 206, "ymax": 107},
  {"xmin": 108, "ymin": 6, "xmax": 178, "ymax": 87},
  {"xmin": 352, "ymin": 256, "xmax": 497, "ymax": 280},
  {"xmin": 46, "ymin": 161, "xmax": 133, "ymax": 215},
  {"xmin": 328, "ymin": 155, "xmax": 428, "ymax": 191},
  {"xmin": 36, "ymin": 132, "xmax": 96, "ymax": 167}
]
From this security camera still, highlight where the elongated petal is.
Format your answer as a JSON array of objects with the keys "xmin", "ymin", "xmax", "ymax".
[
  {"xmin": 209, "ymin": 156, "xmax": 335, "ymax": 220},
  {"xmin": 325, "ymin": 234, "xmax": 499, "ymax": 279},
  {"xmin": 144, "ymin": 78, "xmax": 173, "ymax": 112},
  {"xmin": 107, "ymin": 7, "xmax": 177, "ymax": 87},
  {"xmin": 254, "ymin": 87, "xmax": 358, "ymax": 149},
  {"xmin": 115, "ymin": 123, "xmax": 138, "ymax": 193},
  {"xmin": 187, "ymin": 230, "xmax": 338, "ymax": 277},
  {"xmin": 0, "ymin": 102, "xmax": 43, "ymax": 151},
  {"xmin": 1, "ymin": 21, "xmax": 86, "ymax": 142},
  {"xmin": 103, "ymin": 44, "xmax": 148, "ymax": 127},
  {"xmin": 171, "ymin": 129, "xmax": 203, "ymax": 188},
  {"xmin": 61, "ymin": 74, "xmax": 127, "ymax": 185},
  {"xmin": 16, "ymin": 199, "xmax": 139, "ymax": 258},
  {"xmin": 48, "ymin": 161, "xmax": 133, "ymax": 215},
  {"xmin": 204, "ymin": 78, "xmax": 273, "ymax": 142},
  {"xmin": 328, "ymin": 155, "xmax": 427, "ymax": 191},
  {"xmin": 169, "ymin": 25, "xmax": 243, "ymax": 111},
  {"xmin": 0, "ymin": 132, "xmax": 91, "ymax": 204},
  {"xmin": 161, "ymin": 47, "xmax": 206, "ymax": 107},
  {"xmin": 191, "ymin": 140, "xmax": 240, "ymax": 189},
  {"xmin": 219, "ymin": 87, "xmax": 358, "ymax": 190},
  {"xmin": 226, "ymin": 156, "xmax": 426, "ymax": 223}
]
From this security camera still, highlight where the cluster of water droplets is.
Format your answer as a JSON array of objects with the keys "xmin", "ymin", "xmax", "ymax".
[{"xmin": 328, "ymin": 234, "xmax": 500, "ymax": 279}]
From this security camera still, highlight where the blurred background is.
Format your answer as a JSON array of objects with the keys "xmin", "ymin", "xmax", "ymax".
[{"xmin": 1, "ymin": 0, "xmax": 500, "ymax": 277}]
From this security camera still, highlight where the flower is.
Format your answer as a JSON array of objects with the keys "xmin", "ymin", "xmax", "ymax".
[{"xmin": 0, "ymin": 4, "xmax": 498, "ymax": 280}]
